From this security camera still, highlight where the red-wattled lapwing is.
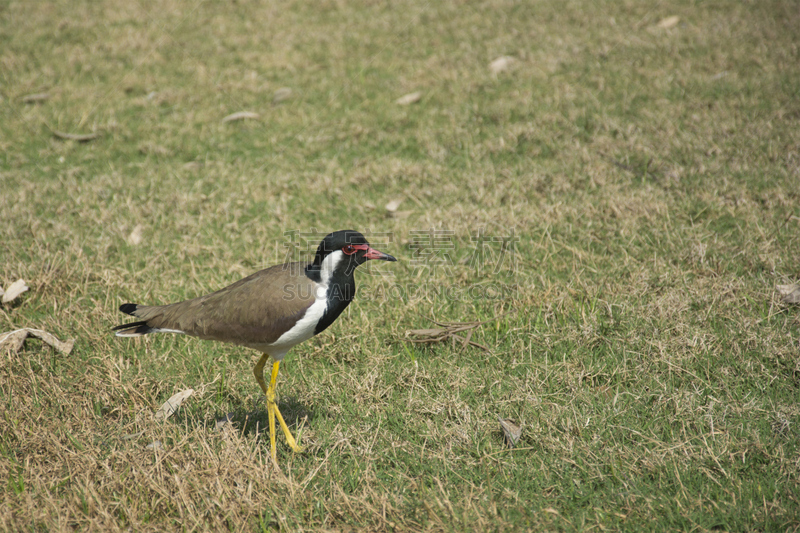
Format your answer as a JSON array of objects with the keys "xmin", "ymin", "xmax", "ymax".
[{"xmin": 113, "ymin": 230, "xmax": 396, "ymax": 462}]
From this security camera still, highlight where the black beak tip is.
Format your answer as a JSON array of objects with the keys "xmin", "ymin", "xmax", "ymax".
[{"xmin": 384, "ymin": 254, "xmax": 398, "ymax": 262}]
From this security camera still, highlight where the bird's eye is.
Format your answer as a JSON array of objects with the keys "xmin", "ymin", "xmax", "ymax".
[{"xmin": 343, "ymin": 244, "xmax": 357, "ymax": 255}]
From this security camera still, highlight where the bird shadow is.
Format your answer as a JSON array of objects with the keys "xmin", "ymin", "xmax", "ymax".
[{"xmin": 210, "ymin": 396, "xmax": 322, "ymax": 438}]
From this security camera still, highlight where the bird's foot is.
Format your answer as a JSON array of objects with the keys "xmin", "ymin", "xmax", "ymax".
[
  {"xmin": 267, "ymin": 399, "xmax": 304, "ymax": 457},
  {"xmin": 273, "ymin": 400, "xmax": 304, "ymax": 453}
]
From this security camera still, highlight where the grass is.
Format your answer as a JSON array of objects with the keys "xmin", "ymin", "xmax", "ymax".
[{"xmin": 2, "ymin": 0, "xmax": 800, "ymax": 530}]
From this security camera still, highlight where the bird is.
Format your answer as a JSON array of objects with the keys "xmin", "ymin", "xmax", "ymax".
[{"xmin": 112, "ymin": 230, "xmax": 397, "ymax": 462}]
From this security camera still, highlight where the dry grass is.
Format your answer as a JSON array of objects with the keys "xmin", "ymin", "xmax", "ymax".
[{"xmin": 2, "ymin": 0, "xmax": 800, "ymax": 530}]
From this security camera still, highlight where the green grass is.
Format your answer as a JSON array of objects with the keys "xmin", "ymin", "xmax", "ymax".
[{"xmin": 2, "ymin": 0, "xmax": 800, "ymax": 530}]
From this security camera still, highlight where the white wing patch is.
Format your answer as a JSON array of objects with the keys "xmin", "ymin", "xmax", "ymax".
[{"xmin": 114, "ymin": 327, "xmax": 185, "ymax": 338}]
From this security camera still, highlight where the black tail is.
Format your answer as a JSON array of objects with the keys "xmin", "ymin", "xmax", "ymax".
[
  {"xmin": 112, "ymin": 321, "xmax": 155, "ymax": 337},
  {"xmin": 119, "ymin": 303, "xmax": 139, "ymax": 316},
  {"xmin": 113, "ymin": 303, "xmax": 153, "ymax": 336}
]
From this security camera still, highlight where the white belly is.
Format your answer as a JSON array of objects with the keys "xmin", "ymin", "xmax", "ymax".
[{"xmin": 262, "ymin": 289, "xmax": 328, "ymax": 360}]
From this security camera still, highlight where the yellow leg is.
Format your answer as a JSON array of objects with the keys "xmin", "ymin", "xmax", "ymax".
[{"xmin": 253, "ymin": 354, "xmax": 303, "ymax": 462}]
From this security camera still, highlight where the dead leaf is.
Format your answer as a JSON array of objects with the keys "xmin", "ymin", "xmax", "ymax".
[
  {"xmin": 128, "ymin": 225, "xmax": 144, "ymax": 246},
  {"xmin": 656, "ymin": 16, "xmax": 680, "ymax": 29},
  {"xmin": 384, "ymin": 199, "xmax": 412, "ymax": 219},
  {"xmin": 27, "ymin": 329, "xmax": 74, "ymax": 353},
  {"xmin": 122, "ymin": 431, "xmax": 145, "ymax": 441},
  {"xmin": 138, "ymin": 142, "xmax": 171, "ymax": 156},
  {"xmin": 52, "ymin": 130, "xmax": 99, "ymax": 142},
  {"xmin": 22, "ymin": 93, "xmax": 50, "ymax": 103},
  {"xmin": 407, "ymin": 328, "xmax": 448, "ymax": 337},
  {"xmin": 216, "ymin": 412, "xmax": 234, "ymax": 431},
  {"xmin": 777, "ymin": 284, "xmax": 800, "ymax": 304},
  {"xmin": 0, "ymin": 330, "xmax": 28, "ymax": 353},
  {"xmin": 273, "ymin": 87, "xmax": 292, "ymax": 104},
  {"xmin": 777, "ymin": 284, "xmax": 799, "ymax": 295},
  {"xmin": 405, "ymin": 316, "xmax": 503, "ymax": 352},
  {"xmin": 499, "ymin": 417, "xmax": 522, "ymax": 447},
  {"xmin": 395, "ymin": 92, "xmax": 421, "ymax": 105},
  {"xmin": 783, "ymin": 289, "xmax": 800, "ymax": 304},
  {"xmin": 0, "ymin": 328, "xmax": 75, "ymax": 354},
  {"xmin": 489, "ymin": 56, "xmax": 515, "ymax": 74},
  {"xmin": 385, "ymin": 199, "xmax": 402, "ymax": 213},
  {"xmin": 154, "ymin": 389, "xmax": 194, "ymax": 420},
  {"xmin": 222, "ymin": 111, "xmax": 260, "ymax": 123},
  {"xmin": 1, "ymin": 279, "xmax": 29, "ymax": 303}
]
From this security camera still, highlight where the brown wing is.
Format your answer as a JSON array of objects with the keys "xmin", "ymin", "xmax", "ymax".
[{"xmin": 128, "ymin": 262, "xmax": 316, "ymax": 348}]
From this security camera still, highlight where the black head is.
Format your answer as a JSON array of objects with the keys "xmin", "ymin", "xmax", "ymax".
[
  {"xmin": 312, "ymin": 230, "xmax": 397, "ymax": 270},
  {"xmin": 306, "ymin": 231, "xmax": 395, "ymax": 335}
]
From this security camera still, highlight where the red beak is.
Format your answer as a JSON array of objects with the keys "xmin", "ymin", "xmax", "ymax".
[{"xmin": 363, "ymin": 246, "xmax": 397, "ymax": 261}]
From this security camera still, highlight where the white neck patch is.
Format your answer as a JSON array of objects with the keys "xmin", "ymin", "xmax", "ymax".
[{"xmin": 319, "ymin": 250, "xmax": 344, "ymax": 286}]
